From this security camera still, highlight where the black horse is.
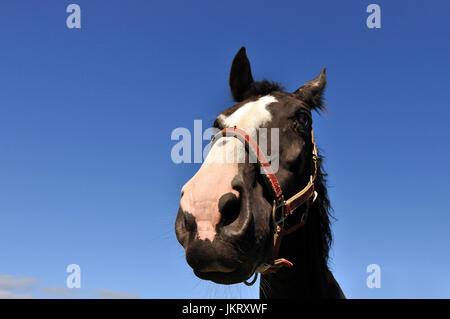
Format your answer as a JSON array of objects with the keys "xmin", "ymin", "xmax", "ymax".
[{"xmin": 175, "ymin": 47, "xmax": 344, "ymax": 298}]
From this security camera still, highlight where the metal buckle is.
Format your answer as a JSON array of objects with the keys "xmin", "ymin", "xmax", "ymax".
[{"xmin": 274, "ymin": 199, "xmax": 287, "ymax": 227}]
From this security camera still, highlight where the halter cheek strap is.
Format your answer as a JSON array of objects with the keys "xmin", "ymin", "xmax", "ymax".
[{"xmin": 210, "ymin": 127, "xmax": 319, "ymax": 276}]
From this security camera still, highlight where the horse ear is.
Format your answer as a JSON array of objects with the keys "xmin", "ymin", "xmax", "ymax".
[
  {"xmin": 293, "ymin": 67, "xmax": 327, "ymax": 111},
  {"xmin": 229, "ymin": 47, "xmax": 254, "ymax": 102}
]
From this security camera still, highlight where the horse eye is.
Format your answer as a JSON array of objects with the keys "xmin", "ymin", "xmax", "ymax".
[{"xmin": 295, "ymin": 113, "xmax": 311, "ymax": 130}]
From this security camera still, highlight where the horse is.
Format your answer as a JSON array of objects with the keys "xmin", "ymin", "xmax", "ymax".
[{"xmin": 175, "ymin": 47, "xmax": 345, "ymax": 299}]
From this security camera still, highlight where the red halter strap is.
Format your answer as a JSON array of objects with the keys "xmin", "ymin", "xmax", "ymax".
[
  {"xmin": 211, "ymin": 127, "xmax": 283, "ymax": 202},
  {"xmin": 210, "ymin": 127, "xmax": 319, "ymax": 274}
]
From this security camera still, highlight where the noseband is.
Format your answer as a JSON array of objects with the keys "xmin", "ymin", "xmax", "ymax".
[{"xmin": 210, "ymin": 127, "xmax": 319, "ymax": 284}]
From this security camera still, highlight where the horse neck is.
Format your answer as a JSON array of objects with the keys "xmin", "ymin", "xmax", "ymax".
[{"xmin": 259, "ymin": 202, "xmax": 343, "ymax": 299}]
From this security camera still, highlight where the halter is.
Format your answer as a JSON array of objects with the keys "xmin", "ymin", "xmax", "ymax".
[{"xmin": 210, "ymin": 127, "xmax": 319, "ymax": 283}]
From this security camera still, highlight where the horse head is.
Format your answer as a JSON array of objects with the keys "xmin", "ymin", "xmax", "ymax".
[{"xmin": 175, "ymin": 48, "xmax": 342, "ymax": 299}]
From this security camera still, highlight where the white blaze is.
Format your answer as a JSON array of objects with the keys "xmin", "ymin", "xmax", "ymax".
[{"xmin": 218, "ymin": 95, "xmax": 276, "ymax": 129}]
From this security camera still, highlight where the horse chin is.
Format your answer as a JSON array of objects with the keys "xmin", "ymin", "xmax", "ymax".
[{"xmin": 193, "ymin": 265, "xmax": 255, "ymax": 285}]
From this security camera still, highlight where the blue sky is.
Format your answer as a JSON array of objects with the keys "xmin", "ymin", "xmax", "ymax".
[{"xmin": 0, "ymin": 0, "xmax": 449, "ymax": 298}]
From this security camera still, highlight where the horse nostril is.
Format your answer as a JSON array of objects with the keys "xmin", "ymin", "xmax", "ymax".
[{"xmin": 218, "ymin": 192, "xmax": 241, "ymax": 227}]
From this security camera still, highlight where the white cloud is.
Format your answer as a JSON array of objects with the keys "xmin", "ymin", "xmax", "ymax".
[
  {"xmin": 0, "ymin": 274, "xmax": 140, "ymax": 300},
  {"xmin": 0, "ymin": 275, "xmax": 39, "ymax": 292},
  {"xmin": 42, "ymin": 287, "xmax": 77, "ymax": 297},
  {"xmin": 0, "ymin": 289, "xmax": 33, "ymax": 299},
  {"xmin": 93, "ymin": 289, "xmax": 140, "ymax": 299}
]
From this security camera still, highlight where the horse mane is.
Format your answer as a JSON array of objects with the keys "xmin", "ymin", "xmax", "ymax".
[
  {"xmin": 236, "ymin": 80, "xmax": 284, "ymax": 102},
  {"xmin": 235, "ymin": 80, "xmax": 327, "ymax": 114},
  {"xmin": 310, "ymin": 151, "xmax": 334, "ymax": 269}
]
